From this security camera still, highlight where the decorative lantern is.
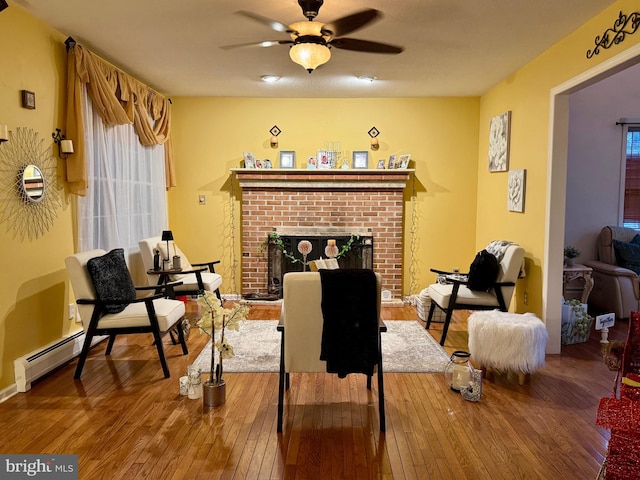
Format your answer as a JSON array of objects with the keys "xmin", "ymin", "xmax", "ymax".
[
  {"xmin": 444, "ymin": 350, "xmax": 473, "ymax": 392},
  {"xmin": 461, "ymin": 368, "xmax": 483, "ymax": 402}
]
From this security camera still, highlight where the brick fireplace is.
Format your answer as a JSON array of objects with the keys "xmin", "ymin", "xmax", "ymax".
[{"xmin": 233, "ymin": 169, "xmax": 412, "ymax": 299}]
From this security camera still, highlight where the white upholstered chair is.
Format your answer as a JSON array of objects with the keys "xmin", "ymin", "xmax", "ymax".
[
  {"xmin": 139, "ymin": 236, "xmax": 222, "ymax": 300},
  {"xmin": 426, "ymin": 243, "xmax": 525, "ymax": 345},
  {"xmin": 65, "ymin": 248, "xmax": 188, "ymax": 379},
  {"xmin": 277, "ymin": 270, "xmax": 386, "ymax": 432}
]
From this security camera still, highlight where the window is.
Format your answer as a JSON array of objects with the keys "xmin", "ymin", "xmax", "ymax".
[
  {"xmin": 623, "ymin": 126, "xmax": 640, "ymax": 229},
  {"xmin": 78, "ymin": 87, "xmax": 167, "ymax": 252}
]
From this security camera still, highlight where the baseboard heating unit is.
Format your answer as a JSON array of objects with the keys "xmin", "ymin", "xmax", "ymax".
[{"xmin": 14, "ymin": 332, "xmax": 104, "ymax": 392}]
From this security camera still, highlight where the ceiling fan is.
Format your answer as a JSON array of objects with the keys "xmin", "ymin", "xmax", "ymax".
[{"xmin": 222, "ymin": 0, "xmax": 404, "ymax": 73}]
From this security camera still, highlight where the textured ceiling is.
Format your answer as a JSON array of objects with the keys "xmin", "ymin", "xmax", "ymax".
[{"xmin": 14, "ymin": 0, "xmax": 615, "ymax": 97}]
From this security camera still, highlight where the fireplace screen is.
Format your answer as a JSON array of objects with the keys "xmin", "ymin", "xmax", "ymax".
[{"xmin": 267, "ymin": 235, "xmax": 373, "ymax": 298}]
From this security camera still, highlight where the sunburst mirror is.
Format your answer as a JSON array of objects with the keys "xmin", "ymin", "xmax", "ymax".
[{"xmin": 0, "ymin": 127, "xmax": 62, "ymax": 240}]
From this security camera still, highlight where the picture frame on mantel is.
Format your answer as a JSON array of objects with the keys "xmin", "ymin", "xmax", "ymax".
[
  {"xmin": 352, "ymin": 151, "xmax": 369, "ymax": 169},
  {"xmin": 279, "ymin": 151, "xmax": 296, "ymax": 169}
]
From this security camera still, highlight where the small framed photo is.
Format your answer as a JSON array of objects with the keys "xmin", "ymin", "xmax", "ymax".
[
  {"xmin": 352, "ymin": 151, "xmax": 369, "ymax": 169},
  {"xmin": 279, "ymin": 151, "xmax": 296, "ymax": 169},
  {"xmin": 243, "ymin": 152, "xmax": 255, "ymax": 168},
  {"xmin": 263, "ymin": 159, "xmax": 273, "ymax": 169},
  {"xmin": 255, "ymin": 159, "xmax": 263, "ymax": 168},
  {"xmin": 387, "ymin": 154, "xmax": 397, "ymax": 169},
  {"xmin": 21, "ymin": 90, "xmax": 36, "ymax": 109},
  {"xmin": 398, "ymin": 154, "xmax": 411, "ymax": 169},
  {"xmin": 377, "ymin": 159, "xmax": 386, "ymax": 169},
  {"xmin": 318, "ymin": 150, "xmax": 332, "ymax": 169},
  {"xmin": 307, "ymin": 157, "xmax": 317, "ymax": 169}
]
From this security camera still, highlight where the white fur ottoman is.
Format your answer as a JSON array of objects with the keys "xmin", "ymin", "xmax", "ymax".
[{"xmin": 468, "ymin": 310, "xmax": 547, "ymax": 384}]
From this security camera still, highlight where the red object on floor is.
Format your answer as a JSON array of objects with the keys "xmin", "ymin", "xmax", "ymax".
[{"xmin": 596, "ymin": 311, "xmax": 640, "ymax": 479}]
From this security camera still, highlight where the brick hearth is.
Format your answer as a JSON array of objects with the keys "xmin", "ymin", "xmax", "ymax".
[{"xmin": 233, "ymin": 169, "xmax": 412, "ymax": 298}]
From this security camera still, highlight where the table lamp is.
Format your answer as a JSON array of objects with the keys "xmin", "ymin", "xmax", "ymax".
[{"xmin": 161, "ymin": 230, "xmax": 174, "ymax": 267}]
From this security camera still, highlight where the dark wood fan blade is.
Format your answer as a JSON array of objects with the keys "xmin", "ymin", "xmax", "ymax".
[
  {"xmin": 321, "ymin": 9, "xmax": 381, "ymax": 37},
  {"xmin": 235, "ymin": 11, "xmax": 296, "ymax": 34},
  {"xmin": 220, "ymin": 40, "xmax": 293, "ymax": 50},
  {"xmin": 329, "ymin": 38, "xmax": 403, "ymax": 54}
]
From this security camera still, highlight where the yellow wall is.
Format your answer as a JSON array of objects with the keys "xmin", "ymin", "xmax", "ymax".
[
  {"xmin": 168, "ymin": 97, "xmax": 480, "ymax": 296},
  {"xmin": 0, "ymin": 6, "xmax": 78, "ymax": 391},
  {"xmin": 478, "ymin": 0, "xmax": 640, "ymax": 350}
]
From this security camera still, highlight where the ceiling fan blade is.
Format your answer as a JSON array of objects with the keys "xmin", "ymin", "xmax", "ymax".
[
  {"xmin": 235, "ymin": 10, "xmax": 296, "ymax": 34},
  {"xmin": 220, "ymin": 40, "xmax": 293, "ymax": 50},
  {"xmin": 329, "ymin": 38, "xmax": 403, "ymax": 54},
  {"xmin": 321, "ymin": 9, "xmax": 381, "ymax": 37}
]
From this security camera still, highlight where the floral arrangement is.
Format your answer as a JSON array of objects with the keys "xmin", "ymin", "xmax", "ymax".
[{"xmin": 196, "ymin": 291, "xmax": 250, "ymax": 385}]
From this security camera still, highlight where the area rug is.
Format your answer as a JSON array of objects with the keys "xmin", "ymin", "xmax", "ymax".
[{"xmin": 191, "ymin": 320, "xmax": 450, "ymax": 373}]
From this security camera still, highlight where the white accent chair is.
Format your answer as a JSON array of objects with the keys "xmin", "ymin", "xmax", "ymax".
[
  {"xmin": 277, "ymin": 270, "xmax": 386, "ymax": 433},
  {"xmin": 65, "ymin": 249, "xmax": 188, "ymax": 379},
  {"xmin": 139, "ymin": 236, "xmax": 222, "ymax": 300},
  {"xmin": 426, "ymin": 243, "xmax": 525, "ymax": 345}
]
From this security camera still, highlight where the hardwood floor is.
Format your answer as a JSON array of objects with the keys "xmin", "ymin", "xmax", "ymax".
[{"xmin": 0, "ymin": 301, "xmax": 623, "ymax": 479}]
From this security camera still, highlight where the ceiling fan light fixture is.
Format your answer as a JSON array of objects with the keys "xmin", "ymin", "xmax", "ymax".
[{"xmin": 289, "ymin": 42, "xmax": 331, "ymax": 73}]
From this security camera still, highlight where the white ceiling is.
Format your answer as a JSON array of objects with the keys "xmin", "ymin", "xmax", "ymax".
[{"xmin": 13, "ymin": 0, "xmax": 615, "ymax": 98}]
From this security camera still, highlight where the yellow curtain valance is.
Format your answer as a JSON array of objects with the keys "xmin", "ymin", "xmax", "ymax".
[{"xmin": 65, "ymin": 43, "xmax": 175, "ymax": 195}]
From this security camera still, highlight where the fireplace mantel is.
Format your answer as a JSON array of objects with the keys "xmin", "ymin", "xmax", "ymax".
[{"xmin": 232, "ymin": 168, "xmax": 413, "ymax": 190}]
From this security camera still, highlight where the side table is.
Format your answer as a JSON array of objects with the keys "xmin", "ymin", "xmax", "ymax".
[{"xmin": 562, "ymin": 263, "xmax": 594, "ymax": 304}]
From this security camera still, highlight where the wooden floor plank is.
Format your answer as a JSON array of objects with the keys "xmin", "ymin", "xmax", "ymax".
[{"xmin": 0, "ymin": 301, "xmax": 622, "ymax": 479}]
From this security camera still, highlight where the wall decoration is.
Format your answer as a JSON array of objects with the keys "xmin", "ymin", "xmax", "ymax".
[
  {"xmin": 488, "ymin": 111, "xmax": 511, "ymax": 172},
  {"xmin": 586, "ymin": 11, "xmax": 640, "ymax": 59},
  {"xmin": 507, "ymin": 169, "xmax": 526, "ymax": 213},
  {"xmin": 0, "ymin": 127, "xmax": 62, "ymax": 240},
  {"xmin": 21, "ymin": 90, "xmax": 36, "ymax": 109},
  {"xmin": 387, "ymin": 154, "xmax": 397, "ymax": 169}
]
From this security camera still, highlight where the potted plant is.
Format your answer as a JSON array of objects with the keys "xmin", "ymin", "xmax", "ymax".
[
  {"xmin": 196, "ymin": 291, "xmax": 250, "ymax": 407},
  {"xmin": 564, "ymin": 245, "xmax": 580, "ymax": 266}
]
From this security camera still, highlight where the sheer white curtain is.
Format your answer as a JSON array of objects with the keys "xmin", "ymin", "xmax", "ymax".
[{"xmin": 78, "ymin": 86, "xmax": 168, "ymax": 253}]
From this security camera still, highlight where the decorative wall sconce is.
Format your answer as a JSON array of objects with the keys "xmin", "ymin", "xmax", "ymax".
[
  {"xmin": 270, "ymin": 125, "xmax": 281, "ymax": 149},
  {"xmin": 368, "ymin": 126, "xmax": 380, "ymax": 151},
  {"xmin": 0, "ymin": 125, "xmax": 8, "ymax": 143},
  {"xmin": 51, "ymin": 128, "xmax": 74, "ymax": 159}
]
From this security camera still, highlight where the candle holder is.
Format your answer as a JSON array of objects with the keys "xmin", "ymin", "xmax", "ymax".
[{"xmin": 325, "ymin": 239, "xmax": 339, "ymax": 258}]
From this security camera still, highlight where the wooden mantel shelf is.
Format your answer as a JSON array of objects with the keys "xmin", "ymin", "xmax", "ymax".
[{"xmin": 231, "ymin": 168, "xmax": 414, "ymax": 190}]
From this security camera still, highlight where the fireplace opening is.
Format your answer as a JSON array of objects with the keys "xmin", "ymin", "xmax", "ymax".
[{"xmin": 263, "ymin": 234, "xmax": 373, "ymax": 298}]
